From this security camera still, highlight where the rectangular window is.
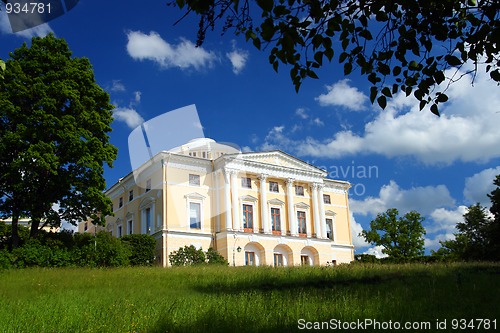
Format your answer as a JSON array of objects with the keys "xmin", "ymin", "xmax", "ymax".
[
  {"xmin": 110, "ymin": 203, "xmax": 114, "ymax": 212},
  {"xmin": 323, "ymin": 194, "xmax": 331, "ymax": 204},
  {"xmin": 189, "ymin": 174, "xmax": 200, "ymax": 186},
  {"xmin": 189, "ymin": 202, "xmax": 201, "ymax": 229},
  {"xmin": 127, "ymin": 220, "xmax": 133, "ymax": 235},
  {"xmin": 241, "ymin": 177, "xmax": 252, "ymax": 189},
  {"xmin": 243, "ymin": 204, "xmax": 253, "ymax": 229},
  {"xmin": 145, "ymin": 207, "xmax": 151, "ymax": 234},
  {"xmin": 245, "ymin": 251, "xmax": 255, "ymax": 266},
  {"xmin": 129, "ymin": 190, "xmax": 134, "ymax": 202},
  {"xmin": 274, "ymin": 253, "xmax": 283, "ymax": 267},
  {"xmin": 117, "ymin": 225, "xmax": 122, "ymax": 238},
  {"xmin": 119, "ymin": 197, "xmax": 123, "ymax": 208},
  {"xmin": 301, "ymin": 255, "xmax": 310, "ymax": 266},
  {"xmin": 297, "ymin": 211, "xmax": 307, "ymax": 234},
  {"xmin": 271, "ymin": 208, "xmax": 281, "ymax": 232},
  {"xmin": 326, "ymin": 218, "xmax": 334, "ymax": 240},
  {"xmin": 295, "ymin": 185, "xmax": 304, "ymax": 196},
  {"xmin": 202, "ymin": 151, "xmax": 206, "ymax": 158},
  {"xmin": 146, "ymin": 179, "xmax": 151, "ymax": 192},
  {"xmin": 269, "ymin": 181, "xmax": 279, "ymax": 193}
]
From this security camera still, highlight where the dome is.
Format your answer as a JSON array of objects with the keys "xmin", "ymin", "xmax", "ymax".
[{"xmin": 168, "ymin": 138, "xmax": 241, "ymax": 159}]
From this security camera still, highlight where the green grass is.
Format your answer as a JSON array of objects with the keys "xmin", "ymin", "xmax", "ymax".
[{"xmin": 0, "ymin": 263, "xmax": 499, "ymax": 332}]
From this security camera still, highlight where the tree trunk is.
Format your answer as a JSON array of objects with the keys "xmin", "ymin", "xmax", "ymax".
[
  {"xmin": 30, "ymin": 217, "xmax": 41, "ymax": 239},
  {"xmin": 10, "ymin": 209, "xmax": 20, "ymax": 250}
]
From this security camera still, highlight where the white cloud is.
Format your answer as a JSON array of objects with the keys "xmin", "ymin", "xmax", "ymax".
[
  {"xmin": 110, "ymin": 80, "xmax": 126, "ymax": 92},
  {"xmin": 133, "ymin": 91, "xmax": 141, "ymax": 104},
  {"xmin": 295, "ymin": 107, "xmax": 309, "ymax": 119},
  {"xmin": 126, "ymin": 31, "xmax": 216, "ymax": 70},
  {"xmin": 261, "ymin": 67, "xmax": 500, "ymax": 165},
  {"xmin": 113, "ymin": 107, "xmax": 144, "ymax": 129},
  {"xmin": 350, "ymin": 213, "xmax": 369, "ymax": 248},
  {"xmin": 312, "ymin": 117, "xmax": 324, "ymax": 126},
  {"xmin": 350, "ymin": 180, "xmax": 455, "ymax": 216},
  {"xmin": 364, "ymin": 246, "xmax": 389, "ymax": 258},
  {"xmin": 315, "ymin": 79, "xmax": 368, "ymax": 111},
  {"xmin": 0, "ymin": 10, "xmax": 53, "ymax": 38},
  {"xmin": 464, "ymin": 166, "xmax": 500, "ymax": 206},
  {"xmin": 226, "ymin": 48, "xmax": 249, "ymax": 74}
]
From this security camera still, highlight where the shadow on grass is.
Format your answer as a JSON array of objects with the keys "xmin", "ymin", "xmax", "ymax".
[
  {"xmin": 192, "ymin": 268, "xmax": 419, "ymax": 295},
  {"xmin": 150, "ymin": 311, "xmax": 297, "ymax": 333}
]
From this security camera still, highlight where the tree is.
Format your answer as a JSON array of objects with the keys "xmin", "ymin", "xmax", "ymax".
[
  {"xmin": 434, "ymin": 176, "xmax": 500, "ymax": 261},
  {"xmin": 436, "ymin": 204, "xmax": 492, "ymax": 260},
  {"xmin": 487, "ymin": 175, "xmax": 500, "ymax": 259},
  {"xmin": 170, "ymin": 0, "xmax": 500, "ymax": 115},
  {"xmin": 0, "ymin": 34, "xmax": 117, "ymax": 248},
  {"xmin": 361, "ymin": 208, "xmax": 426, "ymax": 259}
]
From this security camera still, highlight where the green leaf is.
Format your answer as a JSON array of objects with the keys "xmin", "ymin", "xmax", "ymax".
[
  {"xmin": 370, "ymin": 86, "xmax": 378, "ymax": 104},
  {"xmin": 324, "ymin": 48, "xmax": 334, "ymax": 62},
  {"xmin": 377, "ymin": 95, "xmax": 387, "ymax": 109},
  {"xmin": 381, "ymin": 87, "xmax": 392, "ymax": 98},
  {"xmin": 344, "ymin": 62, "xmax": 352, "ymax": 75},
  {"xmin": 445, "ymin": 55, "xmax": 462, "ymax": 67},
  {"xmin": 436, "ymin": 93, "xmax": 448, "ymax": 103},
  {"xmin": 490, "ymin": 70, "xmax": 500, "ymax": 82},
  {"xmin": 359, "ymin": 29, "xmax": 373, "ymax": 40},
  {"xmin": 430, "ymin": 104, "xmax": 440, "ymax": 116},
  {"xmin": 256, "ymin": 0, "xmax": 273, "ymax": 12},
  {"xmin": 339, "ymin": 52, "xmax": 348, "ymax": 63}
]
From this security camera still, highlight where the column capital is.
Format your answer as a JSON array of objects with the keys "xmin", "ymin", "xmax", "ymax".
[
  {"xmin": 286, "ymin": 178, "xmax": 295, "ymax": 186},
  {"xmin": 258, "ymin": 173, "xmax": 268, "ymax": 181}
]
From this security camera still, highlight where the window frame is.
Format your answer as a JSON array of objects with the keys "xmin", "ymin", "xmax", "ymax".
[
  {"xmin": 189, "ymin": 174, "xmax": 201, "ymax": 186},
  {"xmin": 241, "ymin": 177, "xmax": 252, "ymax": 189},
  {"xmin": 273, "ymin": 253, "xmax": 283, "ymax": 267},
  {"xmin": 189, "ymin": 201, "xmax": 202, "ymax": 229},
  {"xmin": 129, "ymin": 190, "xmax": 134, "ymax": 202},
  {"xmin": 119, "ymin": 197, "xmax": 123, "ymax": 208},
  {"xmin": 242, "ymin": 204, "xmax": 254, "ymax": 229},
  {"xmin": 271, "ymin": 207, "xmax": 281, "ymax": 232},
  {"xmin": 295, "ymin": 185, "xmax": 304, "ymax": 196},
  {"xmin": 297, "ymin": 211, "xmax": 307, "ymax": 234},
  {"xmin": 269, "ymin": 181, "xmax": 279, "ymax": 193},
  {"xmin": 145, "ymin": 179, "xmax": 151, "ymax": 192},
  {"xmin": 245, "ymin": 251, "xmax": 255, "ymax": 266},
  {"xmin": 323, "ymin": 194, "xmax": 331, "ymax": 204}
]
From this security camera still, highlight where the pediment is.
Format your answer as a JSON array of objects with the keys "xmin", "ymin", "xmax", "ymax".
[{"xmin": 239, "ymin": 151, "xmax": 325, "ymax": 175}]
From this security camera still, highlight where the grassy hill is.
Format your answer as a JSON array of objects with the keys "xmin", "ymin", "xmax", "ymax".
[{"xmin": 0, "ymin": 263, "xmax": 498, "ymax": 332}]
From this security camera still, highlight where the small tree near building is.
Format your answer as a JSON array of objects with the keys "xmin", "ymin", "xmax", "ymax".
[{"xmin": 361, "ymin": 208, "xmax": 426, "ymax": 260}]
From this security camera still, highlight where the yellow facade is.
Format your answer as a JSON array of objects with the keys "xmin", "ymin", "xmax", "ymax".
[{"xmin": 79, "ymin": 138, "xmax": 354, "ymax": 266}]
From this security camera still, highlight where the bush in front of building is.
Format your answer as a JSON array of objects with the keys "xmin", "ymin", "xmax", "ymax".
[
  {"xmin": 169, "ymin": 245, "xmax": 229, "ymax": 266},
  {"xmin": 121, "ymin": 234, "xmax": 156, "ymax": 266},
  {"xmin": 0, "ymin": 225, "xmax": 157, "ymax": 268}
]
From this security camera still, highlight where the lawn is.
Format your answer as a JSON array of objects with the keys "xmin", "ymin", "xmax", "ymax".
[{"xmin": 0, "ymin": 263, "xmax": 498, "ymax": 332}]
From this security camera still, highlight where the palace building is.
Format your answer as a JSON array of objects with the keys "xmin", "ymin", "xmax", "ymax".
[{"xmin": 79, "ymin": 138, "xmax": 354, "ymax": 266}]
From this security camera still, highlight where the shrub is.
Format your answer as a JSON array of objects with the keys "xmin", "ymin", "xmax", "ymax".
[
  {"xmin": 169, "ymin": 246, "xmax": 228, "ymax": 266},
  {"xmin": 0, "ymin": 249, "xmax": 13, "ymax": 269},
  {"xmin": 121, "ymin": 234, "xmax": 155, "ymax": 266},
  {"xmin": 206, "ymin": 247, "xmax": 228, "ymax": 265},
  {"xmin": 169, "ymin": 245, "xmax": 206, "ymax": 266}
]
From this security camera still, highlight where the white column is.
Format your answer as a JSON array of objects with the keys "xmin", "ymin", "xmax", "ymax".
[
  {"xmin": 280, "ymin": 203, "xmax": 286, "ymax": 235},
  {"xmin": 286, "ymin": 178, "xmax": 297, "ymax": 236},
  {"xmin": 259, "ymin": 174, "xmax": 269, "ymax": 234},
  {"xmin": 223, "ymin": 169, "xmax": 232, "ymax": 231},
  {"xmin": 231, "ymin": 171, "xmax": 240, "ymax": 231},
  {"xmin": 318, "ymin": 184, "xmax": 327, "ymax": 239},
  {"xmin": 311, "ymin": 183, "xmax": 320, "ymax": 238}
]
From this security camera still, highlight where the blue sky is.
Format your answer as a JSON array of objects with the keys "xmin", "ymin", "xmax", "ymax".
[{"xmin": 2, "ymin": 1, "xmax": 500, "ymax": 256}]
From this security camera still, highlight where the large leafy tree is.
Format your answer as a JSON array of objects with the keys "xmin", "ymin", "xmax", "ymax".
[
  {"xmin": 170, "ymin": 0, "xmax": 500, "ymax": 115},
  {"xmin": 0, "ymin": 34, "xmax": 117, "ymax": 248},
  {"xmin": 435, "ymin": 203, "xmax": 492, "ymax": 260},
  {"xmin": 361, "ymin": 208, "xmax": 426, "ymax": 259},
  {"xmin": 487, "ymin": 176, "xmax": 500, "ymax": 260}
]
